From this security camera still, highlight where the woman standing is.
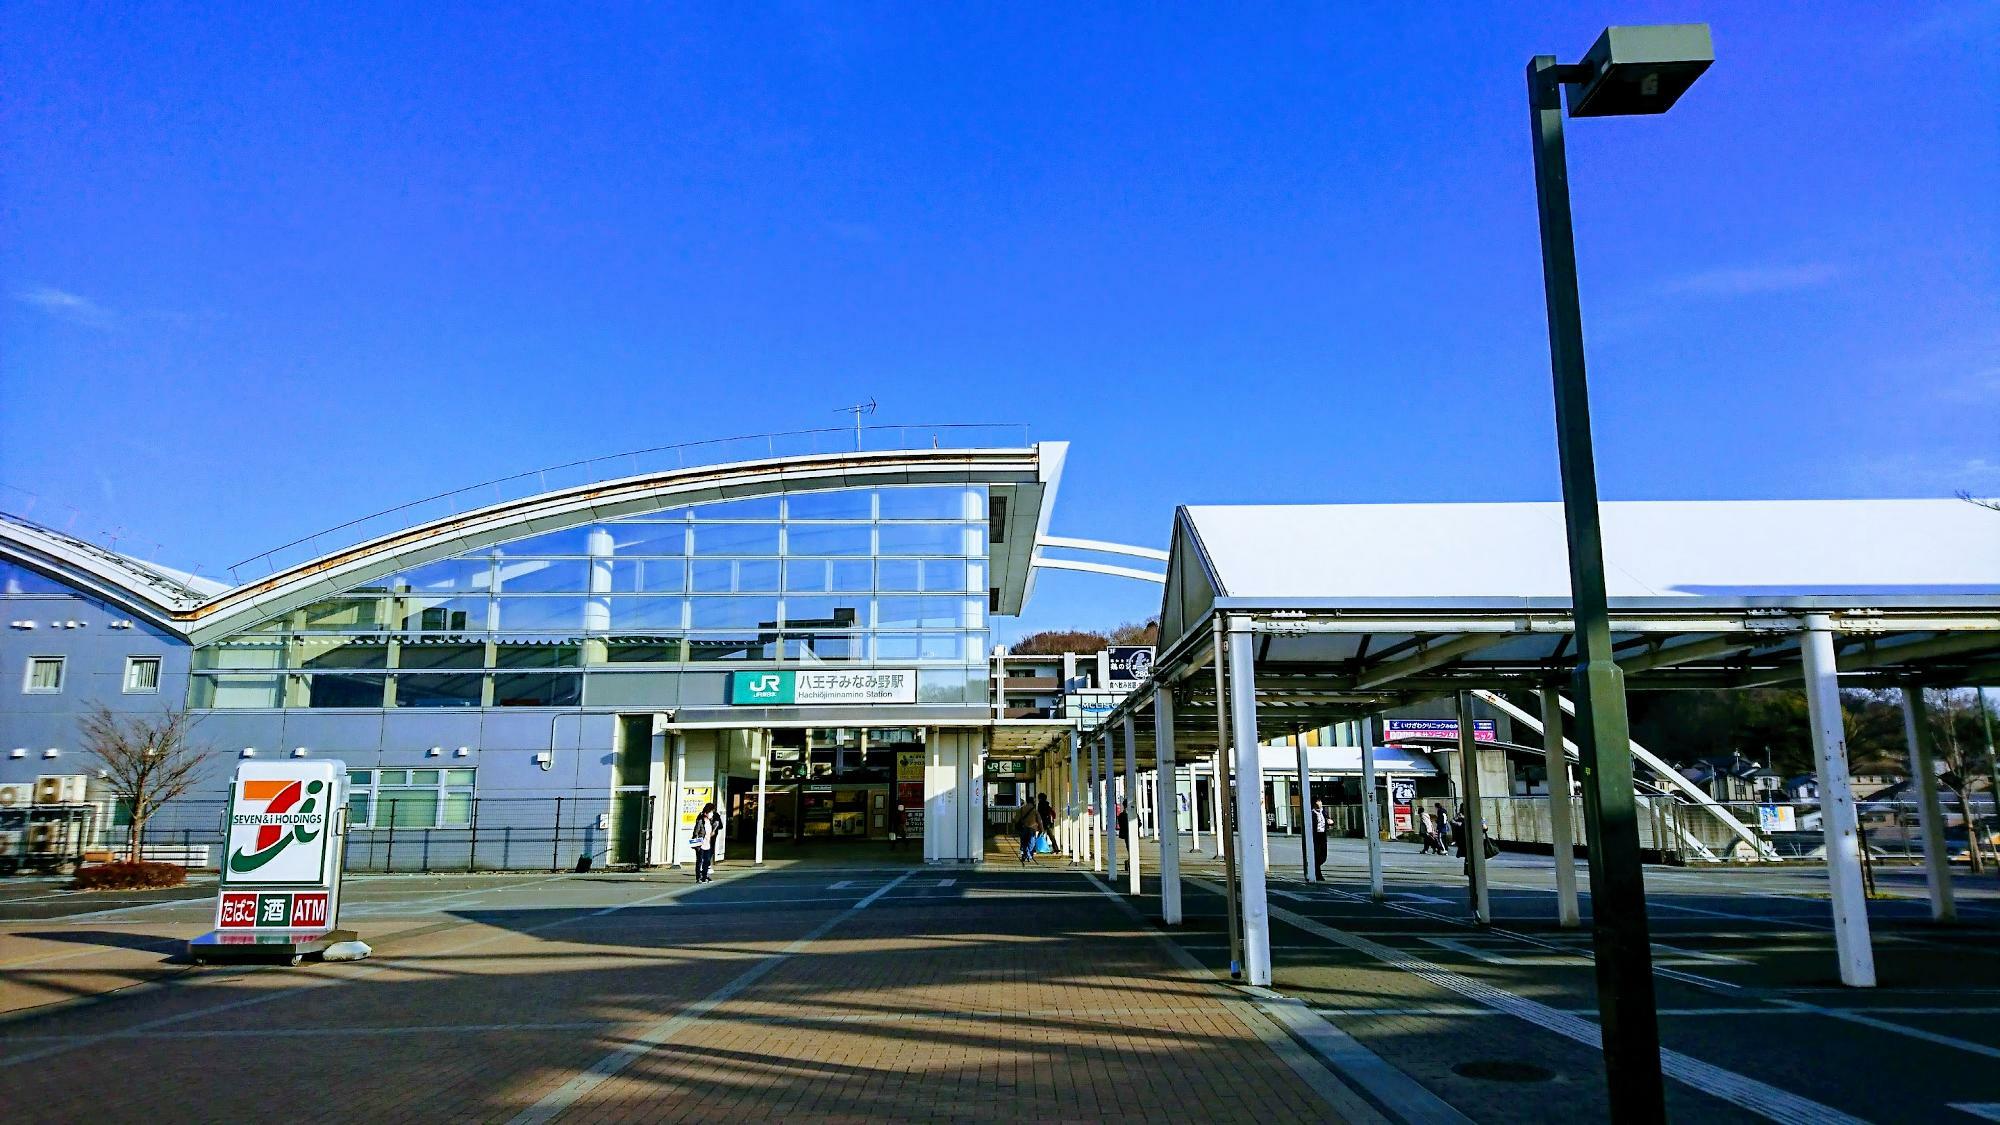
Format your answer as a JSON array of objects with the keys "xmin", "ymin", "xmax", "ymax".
[{"xmin": 691, "ymin": 802, "xmax": 722, "ymax": 884}]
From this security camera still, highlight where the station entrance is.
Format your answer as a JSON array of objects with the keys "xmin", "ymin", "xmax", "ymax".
[{"xmin": 727, "ymin": 727, "xmax": 926, "ymax": 846}]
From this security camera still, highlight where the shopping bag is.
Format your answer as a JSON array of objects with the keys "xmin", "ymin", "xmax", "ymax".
[{"xmin": 1035, "ymin": 832, "xmax": 1056, "ymax": 854}]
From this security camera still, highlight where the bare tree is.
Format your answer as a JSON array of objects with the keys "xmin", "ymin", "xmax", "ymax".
[
  {"xmin": 1925, "ymin": 687, "xmax": 1990, "ymax": 874},
  {"xmin": 79, "ymin": 705, "xmax": 210, "ymax": 863},
  {"xmin": 1957, "ymin": 490, "xmax": 2000, "ymax": 513}
]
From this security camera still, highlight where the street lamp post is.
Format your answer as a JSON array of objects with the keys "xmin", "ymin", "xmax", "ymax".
[{"xmin": 1526, "ymin": 24, "xmax": 1713, "ymax": 1125}]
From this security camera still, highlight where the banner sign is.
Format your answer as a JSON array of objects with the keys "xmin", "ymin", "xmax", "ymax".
[
  {"xmin": 214, "ymin": 761, "xmax": 347, "ymax": 936},
  {"xmin": 1390, "ymin": 779, "xmax": 1418, "ymax": 803},
  {"xmin": 986, "ymin": 759, "xmax": 1026, "ymax": 777},
  {"xmin": 896, "ymin": 751, "xmax": 925, "ymax": 782},
  {"xmin": 1757, "ymin": 804, "xmax": 1797, "ymax": 832},
  {"xmin": 1382, "ymin": 719, "xmax": 1497, "ymax": 743},
  {"xmin": 1106, "ymin": 646, "xmax": 1155, "ymax": 691},
  {"xmin": 731, "ymin": 669, "xmax": 917, "ymax": 705}
]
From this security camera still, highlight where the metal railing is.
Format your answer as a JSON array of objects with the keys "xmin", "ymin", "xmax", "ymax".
[
  {"xmin": 225, "ymin": 423, "xmax": 1031, "ymax": 583},
  {"xmin": 14, "ymin": 796, "xmax": 665, "ymax": 874}
]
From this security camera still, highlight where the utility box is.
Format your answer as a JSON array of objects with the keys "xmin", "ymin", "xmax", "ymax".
[{"xmin": 34, "ymin": 774, "xmax": 89, "ymax": 805}]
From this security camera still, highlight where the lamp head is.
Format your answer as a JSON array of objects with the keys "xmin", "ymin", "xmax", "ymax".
[{"xmin": 1566, "ymin": 24, "xmax": 1713, "ymax": 118}]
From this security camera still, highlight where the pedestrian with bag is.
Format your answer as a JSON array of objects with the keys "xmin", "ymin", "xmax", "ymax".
[
  {"xmin": 1013, "ymin": 800, "xmax": 1043, "ymax": 865},
  {"xmin": 1036, "ymin": 793, "xmax": 1058, "ymax": 857},
  {"xmin": 690, "ymin": 802, "xmax": 722, "ymax": 884}
]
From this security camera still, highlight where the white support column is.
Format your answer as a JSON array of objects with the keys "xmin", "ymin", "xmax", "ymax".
[
  {"xmin": 1802, "ymin": 617, "xmax": 1876, "ymax": 987},
  {"xmin": 1227, "ymin": 618, "xmax": 1273, "ymax": 986},
  {"xmin": 1190, "ymin": 762, "xmax": 1204, "ymax": 852},
  {"xmin": 1155, "ymin": 690, "xmax": 1183, "ymax": 924},
  {"xmin": 1067, "ymin": 729, "xmax": 1082, "ymax": 865},
  {"xmin": 1293, "ymin": 733, "xmax": 1313, "ymax": 882},
  {"xmin": 1209, "ymin": 754, "xmax": 1225, "ymax": 861},
  {"xmin": 670, "ymin": 733, "xmax": 688, "ymax": 868},
  {"xmin": 754, "ymin": 731, "xmax": 769, "ymax": 866},
  {"xmin": 1901, "ymin": 687, "xmax": 1957, "ymax": 923},
  {"xmin": 1457, "ymin": 691, "xmax": 1491, "ymax": 925},
  {"xmin": 1123, "ymin": 714, "xmax": 1142, "ymax": 894},
  {"xmin": 1541, "ymin": 690, "xmax": 1581, "ymax": 928},
  {"xmin": 1359, "ymin": 718, "xmax": 1383, "ymax": 901},
  {"xmin": 1102, "ymin": 733, "xmax": 1119, "ymax": 878}
]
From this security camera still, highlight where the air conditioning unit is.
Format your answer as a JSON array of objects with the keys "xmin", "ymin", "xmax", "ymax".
[
  {"xmin": 0, "ymin": 783, "xmax": 30, "ymax": 808},
  {"xmin": 27, "ymin": 823, "xmax": 58, "ymax": 847},
  {"xmin": 34, "ymin": 774, "xmax": 89, "ymax": 805}
]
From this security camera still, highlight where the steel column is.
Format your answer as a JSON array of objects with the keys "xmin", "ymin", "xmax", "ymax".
[
  {"xmin": 1901, "ymin": 687, "xmax": 1956, "ymax": 922},
  {"xmin": 1123, "ymin": 714, "xmax": 1142, "ymax": 894},
  {"xmin": 1359, "ymin": 717, "xmax": 1383, "ymax": 899},
  {"xmin": 1801, "ymin": 617, "xmax": 1876, "ymax": 986},
  {"xmin": 1542, "ymin": 690, "xmax": 1581, "ymax": 928},
  {"xmin": 1155, "ymin": 690, "xmax": 1183, "ymax": 924},
  {"xmin": 1227, "ymin": 618, "xmax": 1272, "ymax": 986},
  {"xmin": 1456, "ymin": 692, "xmax": 1490, "ymax": 924}
]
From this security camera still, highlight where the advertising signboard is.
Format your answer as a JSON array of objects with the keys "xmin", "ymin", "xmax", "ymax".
[
  {"xmin": 1382, "ymin": 719, "xmax": 1498, "ymax": 743},
  {"xmin": 191, "ymin": 760, "xmax": 353, "ymax": 964},
  {"xmin": 731, "ymin": 669, "xmax": 917, "ymax": 705},
  {"xmin": 1389, "ymin": 778, "xmax": 1418, "ymax": 834},
  {"xmin": 1106, "ymin": 646, "xmax": 1155, "ymax": 691}
]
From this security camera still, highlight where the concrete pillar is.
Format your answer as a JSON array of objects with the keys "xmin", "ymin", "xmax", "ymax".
[
  {"xmin": 670, "ymin": 733, "xmax": 688, "ymax": 868},
  {"xmin": 1542, "ymin": 690, "xmax": 1581, "ymax": 928},
  {"xmin": 1209, "ymin": 754, "xmax": 1225, "ymax": 861},
  {"xmin": 1802, "ymin": 617, "xmax": 1876, "ymax": 987},
  {"xmin": 1190, "ymin": 761, "xmax": 1204, "ymax": 852},
  {"xmin": 1155, "ymin": 690, "xmax": 1183, "ymax": 924},
  {"xmin": 1294, "ymin": 733, "xmax": 1314, "ymax": 881},
  {"xmin": 1102, "ymin": 733, "xmax": 1119, "ymax": 878},
  {"xmin": 753, "ymin": 731, "xmax": 769, "ymax": 866},
  {"xmin": 1067, "ymin": 729, "xmax": 1082, "ymax": 865},
  {"xmin": 1900, "ymin": 687, "xmax": 1956, "ymax": 923},
  {"xmin": 1226, "ymin": 620, "xmax": 1272, "ymax": 986},
  {"xmin": 1360, "ymin": 718, "xmax": 1383, "ymax": 900},
  {"xmin": 1457, "ymin": 691, "xmax": 1490, "ymax": 925},
  {"xmin": 1123, "ymin": 715, "xmax": 1142, "ymax": 894}
]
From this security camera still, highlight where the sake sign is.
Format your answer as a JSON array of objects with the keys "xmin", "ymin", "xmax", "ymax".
[{"xmin": 214, "ymin": 761, "xmax": 348, "ymax": 933}]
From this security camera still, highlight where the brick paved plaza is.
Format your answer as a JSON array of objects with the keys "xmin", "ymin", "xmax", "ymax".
[{"xmin": 2, "ymin": 841, "xmax": 1999, "ymax": 1123}]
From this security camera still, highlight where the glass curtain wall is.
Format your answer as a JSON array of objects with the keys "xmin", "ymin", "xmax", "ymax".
[{"xmin": 191, "ymin": 485, "xmax": 991, "ymax": 708}]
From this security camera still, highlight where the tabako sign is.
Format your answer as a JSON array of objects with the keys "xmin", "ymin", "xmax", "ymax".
[
  {"xmin": 731, "ymin": 669, "xmax": 917, "ymax": 706},
  {"xmin": 213, "ymin": 761, "xmax": 348, "ymax": 934}
]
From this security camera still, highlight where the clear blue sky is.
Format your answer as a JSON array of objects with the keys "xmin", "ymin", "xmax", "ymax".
[{"xmin": 4, "ymin": 3, "xmax": 1995, "ymax": 642}]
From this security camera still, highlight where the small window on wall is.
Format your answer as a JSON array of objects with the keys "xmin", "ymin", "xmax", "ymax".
[
  {"xmin": 123, "ymin": 656, "xmax": 162, "ymax": 694},
  {"xmin": 346, "ymin": 767, "xmax": 477, "ymax": 829},
  {"xmin": 23, "ymin": 656, "xmax": 64, "ymax": 694}
]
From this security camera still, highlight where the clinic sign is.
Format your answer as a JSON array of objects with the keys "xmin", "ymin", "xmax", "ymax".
[
  {"xmin": 1383, "ymin": 719, "xmax": 1497, "ymax": 743},
  {"xmin": 1106, "ymin": 646, "xmax": 1154, "ymax": 691},
  {"xmin": 210, "ymin": 761, "xmax": 349, "ymax": 937},
  {"xmin": 731, "ymin": 669, "xmax": 917, "ymax": 705}
]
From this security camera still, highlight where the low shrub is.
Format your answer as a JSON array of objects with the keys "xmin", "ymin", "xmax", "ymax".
[{"xmin": 73, "ymin": 861, "xmax": 187, "ymax": 891}]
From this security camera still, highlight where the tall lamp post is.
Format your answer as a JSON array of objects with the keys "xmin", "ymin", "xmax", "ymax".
[{"xmin": 1527, "ymin": 24, "xmax": 1713, "ymax": 1124}]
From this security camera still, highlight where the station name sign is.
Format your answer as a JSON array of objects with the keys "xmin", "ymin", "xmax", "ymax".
[{"xmin": 731, "ymin": 669, "xmax": 917, "ymax": 706}]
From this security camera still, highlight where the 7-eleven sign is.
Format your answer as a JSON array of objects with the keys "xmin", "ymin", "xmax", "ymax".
[{"xmin": 214, "ymin": 761, "xmax": 348, "ymax": 934}]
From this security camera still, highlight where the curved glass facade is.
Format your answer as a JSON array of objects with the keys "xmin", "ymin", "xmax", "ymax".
[{"xmin": 191, "ymin": 484, "xmax": 991, "ymax": 709}]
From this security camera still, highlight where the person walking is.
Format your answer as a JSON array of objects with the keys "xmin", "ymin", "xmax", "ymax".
[
  {"xmin": 1036, "ymin": 793, "xmax": 1057, "ymax": 859},
  {"xmin": 1013, "ymin": 800, "xmax": 1044, "ymax": 865},
  {"xmin": 690, "ymin": 802, "xmax": 722, "ymax": 884},
  {"xmin": 1310, "ymin": 797, "xmax": 1330, "ymax": 880},
  {"xmin": 1431, "ymin": 803, "xmax": 1452, "ymax": 856}
]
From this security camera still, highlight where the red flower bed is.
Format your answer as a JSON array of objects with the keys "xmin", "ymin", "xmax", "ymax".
[{"xmin": 73, "ymin": 861, "xmax": 188, "ymax": 891}]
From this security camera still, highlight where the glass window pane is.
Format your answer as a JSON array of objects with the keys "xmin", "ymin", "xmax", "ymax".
[
  {"xmin": 497, "ymin": 528, "xmax": 592, "ymax": 555},
  {"xmin": 412, "ymin": 769, "xmax": 441, "ymax": 784},
  {"xmin": 968, "ymin": 560, "xmax": 986, "ymax": 593},
  {"xmin": 198, "ymin": 642, "xmax": 286, "ymax": 670},
  {"xmin": 875, "ymin": 597, "xmax": 924, "ymax": 630},
  {"xmin": 691, "ymin": 497, "xmax": 780, "ymax": 520},
  {"xmin": 785, "ymin": 525, "xmax": 871, "ymax": 556},
  {"xmin": 877, "ymin": 486, "xmax": 978, "ymax": 520},
  {"xmin": 491, "ymin": 672, "xmax": 582, "ymax": 706},
  {"xmin": 735, "ymin": 560, "xmax": 779, "ymax": 592},
  {"xmin": 874, "ymin": 633, "xmax": 922, "ymax": 661},
  {"xmin": 922, "ymin": 559, "xmax": 969, "ymax": 593},
  {"xmin": 442, "ymin": 792, "xmax": 473, "ymax": 827},
  {"xmin": 382, "ymin": 790, "xmax": 439, "ymax": 828},
  {"xmin": 783, "ymin": 596, "xmax": 864, "ymax": 628},
  {"xmin": 831, "ymin": 560, "xmax": 873, "ymax": 591},
  {"xmin": 348, "ymin": 770, "xmax": 372, "ymax": 786},
  {"xmin": 610, "ymin": 559, "xmax": 683, "ymax": 593},
  {"xmin": 305, "ymin": 673, "xmax": 386, "ymax": 708},
  {"xmin": 347, "ymin": 793, "xmax": 371, "ymax": 825},
  {"xmin": 493, "ymin": 597, "xmax": 584, "ymax": 631},
  {"xmin": 301, "ymin": 597, "xmax": 390, "ymax": 631},
  {"xmin": 689, "ymin": 596, "xmax": 779, "ymax": 629},
  {"xmin": 691, "ymin": 524, "xmax": 781, "ymax": 556},
  {"xmin": 493, "ymin": 638, "xmax": 580, "ymax": 668},
  {"xmin": 393, "ymin": 558, "xmax": 494, "ymax": 593},
  {"xmin": 876, "ymin": 560, "xmax": 921, "ymax": 592},
  {"xmin": 607, "ymin": 597, "xmax": 685, "ymax": 630},
  {"xmin": 395, "ymin": 641, "xmax": 486, "ymax": 669},
  {"xmin": 611, "ymin": 525, "xmax": 687, "ymax": 556},
  {"xmin": 786, "ymin": 489, "xmax": 872, "ymax": 520},
  {"xmin": 877, "ymin": 524, "xmax": 971, "ymax": 557},
  {"xmin": 606, "ymin": 637, "xmax": 685, "ymax": 662},
  {"xmin": 393, "ymin": 673, "xmax": 483, "ymax": 708},
  {"xmin": 401, "ymin": 596, "xmax": 489, "ymax": 633},
  {"xmin": 784, "ymin": 560, "xmax": 829, "ymax": 593},
  {"xmin": 445, "ymin": 769, "xmax": 476, "ymax": 785},
  {"xmin": 295, "ymin": 638, "xmax": 390, "ymax": 670},
  {"xmin": 496, "ymin": 559, "xmax": 589, "ymax": 593},
  {"xmin": 918, "ymin": 667, "xmax": 973, "ymax": 703},
  {"xmin": 378, "ymin": 770, "xmax": 410, "ymax": 785},
  {"xmin": 786, "ymin": 633, "xmax": 862, "ymax": 662},
  {"xmin": 920, "ymin": 633, "xmax": 967, "ymax": 661},
  {"xmin": 192, "ymin": 673, "xmax": 283, "ymax": 708},
  {"xmin": 686, "ymin": 633, "xmax": 774, "ymax": 661}
]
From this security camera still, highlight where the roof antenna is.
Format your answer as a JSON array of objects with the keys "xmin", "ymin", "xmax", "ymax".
[{"xmin": 835, "ymin": 398, "xmax": 877, "ymax": 451}]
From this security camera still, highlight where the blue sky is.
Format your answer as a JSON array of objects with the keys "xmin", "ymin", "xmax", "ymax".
[{"xmin": 4, "ymin": 3, "xmax": 1995, "ymax": 642}]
